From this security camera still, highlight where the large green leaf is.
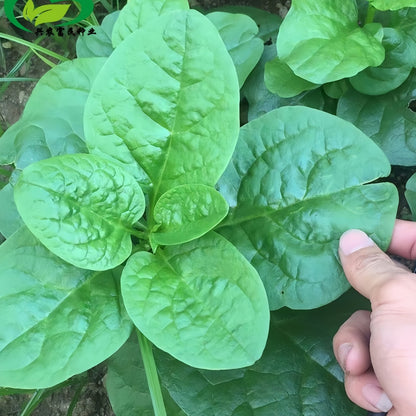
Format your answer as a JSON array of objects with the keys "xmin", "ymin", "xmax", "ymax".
[
  {"xmin": 337, "ymin": 70, "xmax": 416, "ymax": 166},
  {"xmin": 155, "ymin": 290, "xmax": 368, "ymax": 416},
  {"xmin": 369, "ymin": 0, "xmax": 416, "ymax": 10},
  {"xmin": 14, "ymin": 154, "xmax": 145, "ymax": 271},
  {"xmin": 217, "ymin": 106, "xmax": 398, "ymax": 310},
  {"xmin": 350, "ymin": 27, "xmax": 416, "ymax": 95},
  {"xmin": 0, "ymin": 58, "xmax": 105, "ymax": 168},
  {"xmin": 0, "ymin": 184, "xmax": 23, "ymax": 238},
  {"xmin": 106, "ymin": 334, "xmax": 186, "ymax": 416},
  {"xmin": 111, "ymin": 0, "xmax": 189, "ymax": 47},
  {"xmin": 85, "ymin": 10, "xmax": 240, "ymax": 203},
  {"xmin": 0, "ymin": 227, "xmax": 132, "ymax": 389},
  {"xmin": 206, "ymin": 11, "xmax": 264, "ymax": 87},
  {"xmin": 121, "ymin": 232, "xmax": 269, "ymax": 370},
  {"xmin": 276, "ymin": 0, "xmax": 385, "ymax": 83},
  {"xmin": 150, "ymin": 184, "xmax": 228, "ymax": 247}
]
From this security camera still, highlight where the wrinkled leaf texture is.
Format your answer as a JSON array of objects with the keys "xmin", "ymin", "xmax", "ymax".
[
  {"xmin": 217, "ymin": 106, "xmax": 398, "ymax": 310},
  {"xmin": 0, "ymin": 227, "xmax": 132, "ymax": 388},
  {"xmin": 85, "ymin": 10, "xmax": 240, "ymax": 203},
  {"xmin": 121, "ymin": 232, "xmax": 270, "ymax": 370},
  {"xmin": 14, "ymin": 154, "xmax": 145, "ymax": 271}
]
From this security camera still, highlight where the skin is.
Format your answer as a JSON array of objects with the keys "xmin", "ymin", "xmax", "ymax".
[{"xmin": 333, "ymin": 219, "xmax": 416, "ymax": 416}]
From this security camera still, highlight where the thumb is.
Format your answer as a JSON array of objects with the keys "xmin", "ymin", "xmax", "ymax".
[{"xmin": 338, "ymin": 229, "xmax": 413, "ymax": 304}]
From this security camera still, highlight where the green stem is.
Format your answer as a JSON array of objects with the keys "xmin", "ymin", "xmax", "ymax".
[
  {"xmin": 20, "ymin": 389, "xmax": 47, "ymax": 416},
  {"xmin": 365, "ymin": 4, "xmax": 376, "ymax": 24},
  {"xmin": 137, "ymin": 330, "xmax": 167, "ymax": 416},
  {"xmin": 0, "ymin": 33, "xmax": 69, "ymax": 63}
]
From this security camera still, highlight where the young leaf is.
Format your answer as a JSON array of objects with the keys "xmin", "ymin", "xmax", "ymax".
[
  {"xmin": 0, "ymin": 58, "xmax": 106, "ymax": 168},
  {"xmin": 276, "ymin": 0, "xmax": 385, "ymax": 83},
  {"xmin": 0, "ymin": 227, "xmax": 132, "ymax": 389},
  {"xmin": 337, "ymin": 70, "xmax": 416, "ymax": 166},
  {"xmin": 155, "ymin": 290, "xmax": 368, "ymax": 416},
  {"xmin": 150, "ymin": 184, "xmax": 228, "ymax": 247},
  {"xmin": 206, "ymin": 11, "xmax": 264, "ymax": 87},
  {"xmin": 265, "ymin": 56, "xmax": 319, "ymax": 98},
  {"xmin": 350, "ymin": 28, "xmax": 416, "ymax": 96},
  {"xmin": 369, "ymin": 0, "xmax": 416, "ymax": 10},
  {"xmin": 111, "ymin": 0, "xmax": 189, "ymax": 47},
  {"xmin": 217, "ymin": 106, "xmax": 398, "ymax": 310},
  {"xmin": 405, "ymin": 173, "xmax": 416, "ymax": 220},
  {"xmin": 85, "ymin": 10, "xmax": 239, "ymax": 201},
  {"xmin": 106, "ymin": 335, "xmax": 186, "ymax": 416},
  {"xmin": 121, "ymin": 232, "xmax": 270, "ymax": 370},
  {"xmin": 14, "ymin": 154, "xmax": 145, "ymax": 271}
]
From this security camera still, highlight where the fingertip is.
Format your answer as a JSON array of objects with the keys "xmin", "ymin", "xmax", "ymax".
[{"xmin": 339, "ymin": 230, "xmax": 376, "ymax": 256}]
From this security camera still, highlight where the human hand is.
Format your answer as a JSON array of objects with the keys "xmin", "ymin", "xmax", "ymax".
[{"xmin": 333, "ymin": 219, "xmax": 416, "ymax": 416}]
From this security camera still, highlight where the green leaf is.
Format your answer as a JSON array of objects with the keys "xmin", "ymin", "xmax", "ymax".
[
  {"xmin": 405, "ymin": 173, "xmax": 416, "ymax": 220},
  {"xmin": 106, "ymin": 335, "xmax": 186, "ymax": 416},
  {"xmin": 350, "ymin": 28, "xmax": 416, "ymax": 95},
  {"xmin": 85, "ymin": 10, "xmax": 239, "ymax": 201},
  {"xmin": 241, "ymin": 45, "xmax": 325, "ymax": 121},
  {"xmin": 0, "ymin": 227, "xmax": 132, "ymax": 388},
  {"xmin": 121, "ymin": 232, "xmax": 270, "ymax": 370},
  {"xmin": 206, "ymin": 12, "xmax": 264, "ymax": 87},
  {"xmin": 150, "ymin": 184, "xmax": 228, "ymax": 247},
  {"xmin": 111, "ymin": 0, "xmax": 189, "ymax": 47},
  {"xmin": 369, "ymin": 0, "xmax": 416, "ymax": 10},
  {"xmin": 217, "ymin": 106, "xmax": 398, "ymax": 310},
  {"xmin": 209, "ymin": 5, "xmax": 282, "ymax": 43},
  {"xmin": 14, "ymin": 154, "xmax": 145, "ymax": 271},
  {"xmin": 276, "ymin": 0, "xmax": 385, "ymax": 83},
  {"xmin": 0, "ymin": 58, "xmax": 105, "ymax": 168},
  {"xmin": 265, "ymin": 56, "xmax": 319, "ymax": 98},
  {"xmin": 31, "ymin": 4, "xmax": 71, "ymax": 26},
  {"xmin": 76, "ymin": 12, "xmax": 119, "ymax": 58},
  {"xmin": 0, "ymin": 184, "xmax": 23, "ymax": 238},
  {"xmin": 337, "ymin": 70, "xmax": 416, "ymax": 166},
  {"xmin": 156, "ymin": 290, "xmax": 368, "ymax": 416}
]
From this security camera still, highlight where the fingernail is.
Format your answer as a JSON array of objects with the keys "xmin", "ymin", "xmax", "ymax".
[
  {"xmin": 338, "ymin": 343, "xmax": 352, "ymax": 373},
  {"xmin": 362, "ymin": 384, "xmax": 393, "ymax": 413},
  {"xmin": 339, "ymin": 230, "xmax": 375, "ymax": 256}
]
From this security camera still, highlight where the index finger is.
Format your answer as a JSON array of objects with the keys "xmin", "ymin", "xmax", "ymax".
[{"xmin": 388, "ymin": 219, "xmax": 416, "ymax": 260}]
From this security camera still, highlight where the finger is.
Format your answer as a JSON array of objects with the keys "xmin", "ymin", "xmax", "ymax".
[
  {"xmin": 333, "ymin": 310, "xmax": 371, "ymax": 376},
  {"xmin": 338, "ymin": 229, "xmax": 412, "ymax": 303},
  {"xmin": 344, "ymin": 369, "xmax": 392, "ymax": 413},
  {"xmin": 388, "ymin": 219, "xmax": 416, "ymax": 260}
]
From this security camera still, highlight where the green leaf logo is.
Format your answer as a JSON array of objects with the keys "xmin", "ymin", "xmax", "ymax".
[{"xmin": 22, "ymin": 0, "xmax": 71, "ymax": 26}]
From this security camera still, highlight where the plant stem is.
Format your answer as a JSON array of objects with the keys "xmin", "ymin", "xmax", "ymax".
[
  {"xmin": 365, "ymin": 5, "xmax": 376, "ymax": 24},
  {"xmin": 137, "ymin": 330, "xmax": 167, "ymax": 416},
  {"xmin": 20, "ymin": 389, "xmax": 47, "ymax": 416}
]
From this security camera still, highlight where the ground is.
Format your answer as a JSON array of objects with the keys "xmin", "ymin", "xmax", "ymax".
[{"xmin": 0, "ymin": 1, "xmax": 290, "ymax": 415}]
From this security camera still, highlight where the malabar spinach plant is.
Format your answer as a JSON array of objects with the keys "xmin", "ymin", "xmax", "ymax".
[{"xmin": 0, "ymin": 0, "xmax": 411, "ymax": 414}]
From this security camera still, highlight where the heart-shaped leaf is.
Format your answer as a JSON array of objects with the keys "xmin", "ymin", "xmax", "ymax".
[
  {"xmin": 337, "ymin": 70, "xmax": 416, "ymax": 166},
  {"xmin": 217, "ymin": 106, "xmax": 398, "ymax": 310},
  {"xmin": 85, "ymin": 10, "xmax": 240, "ymax": 202},
  {"xmin": 276, "ymin": 0, "xmax": 385, "ymax": 83},
  {"xmin": 0, "ymin": 227, "xmax": 132, "ymax": 389},
  {"xmin": 121, "ymin": 232, "xmax": 269, "ymax": 370},
  {"xmin": 14, "ymin": 154, "xmax": 145, "ymax": 270},
  {"xmin": 150, "ymin": 184, "xmax": 228, "ymax": 247},
  {"xmin": 111, "ymin": 0, "xmax": 189, "ymax": 47}
]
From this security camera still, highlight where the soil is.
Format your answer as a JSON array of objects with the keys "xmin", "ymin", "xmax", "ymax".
[{"xmin": 0, "ymin": 1, "xmax": 290, "ymax": 415}]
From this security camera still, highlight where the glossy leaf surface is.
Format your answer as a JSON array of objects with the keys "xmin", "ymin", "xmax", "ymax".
[
  {"xmin": 156, "ymin": 290, "xmax": 368, "ymax": 416},
  {"xmin": 111, "ymin": 0, "xmax": 189, "ymax": 47},
  {"xmin": 0, "ymin": 58, "xmax": 105, "ymax": 168},
  {"xmin": 14, "ymin": 154, "xmax": 145, "ymax": 270},
  {"xmin": 106, "ymin": 335, "xmax": 186, "ymax": 416},
  {"xmin": 121, "ymin": 232, "xmax": 269, "ymax": 370},
  {"xmin": 337, "ymin": 70, "xmax": 416, "ymax": 166},
  {"xmin": 350, "ymin": 28, "xmax": 415, "ymax": 95},
  {"xmin": 206, "ymin": 11, "xmax": 264, "ymax": 87},
  {"xmin": 85, "ymin": 10, "xmax": 240, "ymax": 201},
  {"xmin": 276, "ymin": 0, "xmax": 385, "ymax": 83},
  {"xmin": 0, "ymin": 227, "xmax": 132, "ymax": 388},
  {"xmin": 369, "ymin": 0, "xmax": 416, "ymax": 10},
  {"xmin": 150, "ymin": 184, "xmax": 228, "ymax": 247},
  {"xmin": 217, "ymin": 106, "xmax": 398, "ymax": 310}
]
